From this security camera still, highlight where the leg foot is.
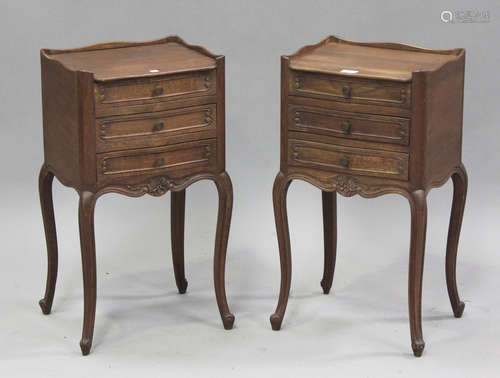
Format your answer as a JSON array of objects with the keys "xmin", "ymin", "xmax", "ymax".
[
  {"xmin": 222, "ymin": 313, "xmax": 235, "ymax": 330},
  {"xmin": 39, "ymin": 299, "xmax": 52, "ymax": 315},
  {"xmin": 78, "ymin": 191, "xmax": 97, "ymax": 356},
  {"xmin": 39, "ymin": 165, "xmax": 58, "ymax": 314},
  {"xmin": 453, "ymin": 301, "xmax": 465, "ymax": 318},
  {"xmin": 321, "ymin": 191, "xmax": 337, "ymax": 294},
  {"xmin": 80, "ymin": 338, "xmax": 92, "ymax": 356},
  {"xmin": 213, "ymin": 172, "xmax": 235, "ymax": 329},
  {"xmin": 177, "ymin": 279, "xmax": 188, "ymax": 295},
  {"xmin": 446, "ymin": 164, "xmax": 468, "ymax": 318},
  {"xmin": 412, "ymin": 340, "xmax": 425, "ymax": 357},
  {"xmin": 270, "ymin": 172, "xmax": 292, "ymax": 330},
  {"xmin": 270, "ymin": 313, "xmax": 283, "ymax": 331},
  {"xmin": 407, "ymin": 190, "xmax": 427, "ymax": 358},
  {"xmin": 171, "ymin": 189, "xmax": 188, "ymax": 294}
]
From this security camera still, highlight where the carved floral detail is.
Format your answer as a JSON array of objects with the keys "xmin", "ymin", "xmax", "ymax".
[
  {"xmin": 331, "ymin": 175, "xmax": 365, "ymax": 197},
  {"xmin": 294, "ymin": 111, "xmax": 302, "ymax": 125},
  {"xmin": 400, "ymin": 88, "xmax": 407, "ymax": 104},
  {"xmin": 398, "ymin": 123, "xmax": 409, "ymax": 144},
  {"xmin": 126, "ymin": 176, "xmax": 174, "ymax": 197},
  {"xmin": 294, "ymin": 75, "xmax": 303, "ymax": 89},
  {"xmin": 203, "ymin": 145, "xmax": 212, "ymax": 159},
  {"xmin": 205, "ymin": 108, "xmax": 213, "ymax": 124}
]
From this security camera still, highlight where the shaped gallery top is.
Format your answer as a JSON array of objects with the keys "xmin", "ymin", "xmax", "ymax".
[
  {"xmin": 287, "ymin": 36, "xmax": 464, "ymax": 82},
  {"xmin": 41, "ymin": 36, "xmax": 218, "ymax": 82}
]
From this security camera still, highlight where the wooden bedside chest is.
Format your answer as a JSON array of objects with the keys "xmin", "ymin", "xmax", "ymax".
[
  {"xmin": 270, "ymin": 36, "xmax": 467, "ymax": 357},
  {"xmin": 39, "ymin": 36, "xmax": 234, "ymax": 355}
]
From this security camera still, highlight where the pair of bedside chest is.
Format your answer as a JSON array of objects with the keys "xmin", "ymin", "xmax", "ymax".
[
  {"xmin": 38, "ymin": 36, "xmax": 467, "ymax": 357},
  {"xmin": 39, "ymin": 37, "xmax": 233, "ymax": 355}
]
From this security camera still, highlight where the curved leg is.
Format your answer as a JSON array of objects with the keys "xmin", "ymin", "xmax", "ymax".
[
  {"xmin": 78, "ymin": 191, "xmax": 97, "ymax": 356},
  {"xmin": 213, "ymin": 172, "xmax": 235, "ymax": 330},
  {"xmin": 446, "ymin": 164, "xmax": 468, "ymax": 318},
  {"xmin": 270, "ymin": 172, "xmax": 292, "ymax": 331},
  {"xmin": 321, "ymin": 191, "xmax": 337, "ymax": 294},
  {"xmin": 39, "ymin": 165, "xmax": 58, "ymax": 315},
  {"xmin": 407, "ymin": 190, "xmax": 427, "ymax": 357},
  {"xmin": 171, "ymin": 189, "xmax": 188, "ymax": 294}
]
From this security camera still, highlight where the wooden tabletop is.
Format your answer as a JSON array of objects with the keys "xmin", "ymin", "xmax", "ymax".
[
  {"xmin": 44, "ymin": 39, "xmax": 217, "ymax": 81},
  {"xmin": 289, "ymin": 37, "xmax": 462, "ymax": 81}
]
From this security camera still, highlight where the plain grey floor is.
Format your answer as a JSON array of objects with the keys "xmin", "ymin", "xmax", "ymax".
[{"xmin": 1, "ymin": 1, "xmax": 499, "ymax": 377}]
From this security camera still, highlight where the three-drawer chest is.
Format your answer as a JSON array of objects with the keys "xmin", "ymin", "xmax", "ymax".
[
  {"xmin": 39, "ymin": 36, "xmax": 234, "ymax": 355},
  {"xmin": 270, "ymin": 36, "xmax": 467, "ymax": 357}
]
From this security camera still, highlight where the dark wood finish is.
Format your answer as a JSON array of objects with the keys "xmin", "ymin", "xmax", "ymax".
[
  {"xmin": 321, "ymin": 191, "xmax": 337, "ymax": 294},
  {"xmin": 171, "ymin": 190, "xmax": 188, "ymax": 294},
  {"xmin": 271, "ymin": 36, "xmax": 468, "ymax": 357},
  {"xmin": 94, "ymin": 70, "xmax": 216, "ymax": 117},
  {"xmin": 38, "ymin": 165, "xmax": 58, "ymax": 315},
  {"xmin": 39, "ymin": 36, "xmax": 234, "ymax": 355},
  {"xmin": 270, "ymin": 172, "xmax": 292, "ymax": 331},
  {"xmin": 47, "ymin": 36, "xmax": 217, "ymax": 81},
  {"xmin": 289, "ymin": 105, "xmax": 410, "ymax": 146},
  {"xmin": 96, "ymin": 104, "xmax": 217, "ymax": 153},
  {"xmin": 288, "ymin": 139, "xmax": 409, "ymax": 180},
  {"xmin": 78, "ymin": 191, "xmax": 97, "ymax": 356},
  {"xmin": 96, "ymin": 139, "xmax": 217, "ymax": 181},
  {"xmin": 408, "ymin": 189, "xmax": 427, "ymax": 357},
  {"xmin": 213, "ymin": 172, "xmax": 235, "ymax": 330},
  {"xmin": 289, "ymin": 35, "xmax": 461, "ymax": 81},
  {"xmin": 290, "ymin": 70, "xmax": 411, "ymax": 109},
  {"xmin": 446, "ymin": 163, "xmax": 467, "ymax": 318}
]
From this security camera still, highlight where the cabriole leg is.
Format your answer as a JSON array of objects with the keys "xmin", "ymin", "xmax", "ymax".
[
  {"xmin": 407, "ymin": 190, "xmax": 428, "ymax": 357},
  {"xmin": 78, "ymin": 191, "xmax": 97, "ymax": 356},
  {"xmin": 171, "ymin": 189, "xmax": 188, "ymax": 294},
  {"xmin": 321, "ymin": 191, "xmax": 337, "ymax": 294},
  {"xmin": 270, "ymin": 172, "xmax": 293, "ymax": 331},
  {"xmin": 446, "ymin": 164, "xmax": 468, "ymax": 318},
  {"xmin": 39, "ymin": 165, "xmax": 58, "ymax": 315},
  {"xmin": 213, "ymin": 172, "xmax": 235, "ymax": 330}
]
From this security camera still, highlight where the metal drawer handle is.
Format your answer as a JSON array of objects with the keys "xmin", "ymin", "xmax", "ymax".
[
  {"xmin": 153, "ymin": 86, "xmax": 164, "ymax": 95},
  {"xmin": 341, "ymin": 121, "xmax": 351, "ymax": 134},
  {"xmin": 155, "ymin": 157, "xmax": 165, "ymax": 167},
  {"xmin": 339, "ymin": 157, "xmax": 349, "ymax": 168},
  {"xmin": 153, "ymin": 122, "xmax": 164, "ymax": 132},
  {"xmin": 342, "ymin": 85, "xmax": 351, "ymax": 98}
]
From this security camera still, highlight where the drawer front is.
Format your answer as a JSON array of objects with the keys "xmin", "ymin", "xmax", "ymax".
[
  {"xmin": 289, "ymin": 105, "xmax": 409, "ymax": 146},
  {"xmin": 96, "ymin": 104, "xmax": 217, "ymax": 153},
  {"xmin": 97, "ymin": 139, "xmax": 216, "ymax": 179},
  {"xmin": 288, "ymin": 139, "xmax": 408, "ymax": 180},
  {"xmin": 95, "ymin": 70, "xmax": 216, "ymax": 114},
  {"xmin": 289, "ymin": 70, "xmax": 410, "ymax": 109}
]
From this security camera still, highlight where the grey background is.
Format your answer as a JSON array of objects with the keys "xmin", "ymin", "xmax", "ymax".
[{"xmin": 1, "ymin": 0, "xmax": 499, "ymax": 377}]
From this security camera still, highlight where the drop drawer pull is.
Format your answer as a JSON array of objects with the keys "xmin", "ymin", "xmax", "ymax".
[
  {"xmin": 341, "ymin": 121, "xmax": 351, "ymax": 134},
  {"xmin": 342, "ymin": 85, "xmax": 351, "ymax": 98},
  {"xmin": 153, "ymin": 122, "xmax": 164, "ymax": 132},
  {"xmin": 153, "ymin": 86, "xmax": 164, "ymax": 95},
  {"xmin": 339, "ymin": 157, "xmax": 349, "ymax": 168}
]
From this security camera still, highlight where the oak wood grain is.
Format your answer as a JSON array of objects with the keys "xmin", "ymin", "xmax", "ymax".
[
  {"xmin": 39, "ymin": 36, "xmax": 233, "ymax": 355},
  {"xmin": 271, "ymin": 36, "xmax": 468, "ymax": 358}
]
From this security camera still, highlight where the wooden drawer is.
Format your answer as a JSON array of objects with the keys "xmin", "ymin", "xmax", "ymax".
[
  {"xmin": 288, "ymin": 105, "xmax": 409, "ymax": 146},
  {"xmin": 95, "ymin": 70, "xmax": 216, "ymax": 116},
  {"xmin": 97, "ymin": 139, "xmax": 216, "ymax": 179},
  {"xmin": 96, "ymin": 104, "xmax": 216, "ymax": 153},
  {"xmin": 288, "ymin": 138, "xmax": 408, "ymax": 180},
  {"xmin": 289, "ymin": 70, "xmax": 410, "ymax": 109}
]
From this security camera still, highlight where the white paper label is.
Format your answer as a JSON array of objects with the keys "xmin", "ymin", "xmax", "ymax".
[
  {"xmin": 149, "ymin": 69, "xmax": 160, "ymax": 73},
  {"xmin": 340, "ymin": 69, "xmax": 359, "ymax": 74}
]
